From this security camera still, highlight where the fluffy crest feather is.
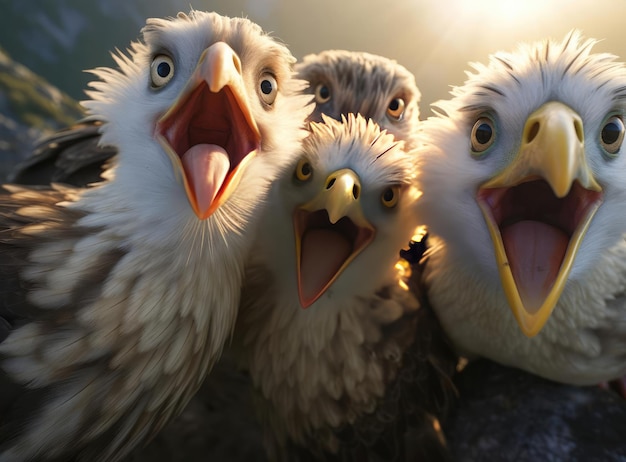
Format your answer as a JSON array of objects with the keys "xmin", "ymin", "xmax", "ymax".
[{"xmin": 305, "ymin": 113, "xmax": 415, "ymax": 186}]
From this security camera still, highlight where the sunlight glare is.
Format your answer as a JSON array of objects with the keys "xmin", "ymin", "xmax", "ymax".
[{"xmin": 456, "ymin": 0, "xmax": 558, "ymax": 26}]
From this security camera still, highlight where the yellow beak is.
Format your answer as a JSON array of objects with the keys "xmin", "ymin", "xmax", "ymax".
[
  {"xmin": 477, "ymin": 101, "xmax": 603, "ymax": 336},
  {"xmin": 294, "ymin": 169, "xmax": 375, "ymax": 308}
]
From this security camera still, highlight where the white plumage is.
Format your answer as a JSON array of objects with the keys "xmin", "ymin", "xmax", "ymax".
[
  {"xmin": 414, "ymin": 30, "xmax": 626, "ymax": 386},
  {"xmin": 235, "ymin": 114, "xmax": 455, "ymax": 460},
  {"xmin": 0, "ymin": 10, "xmax": 310, "ymax": 461}
]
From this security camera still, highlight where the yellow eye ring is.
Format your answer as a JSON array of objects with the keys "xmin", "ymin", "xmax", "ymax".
[
  {"xmin": 600, "ymin": 114, "xmax": 625, "ymax": 157},
  {"xmin": 387, "ymin": 97, "xmax": 405, "ymax": 121},
  {"xmin": 314, "ymin": 83, "xmax": 331, "ymax": 104},
  {"xmin": 295, "ymin": 158, "xmax": 313, "ymax": 181},
  {"xmin": 470, "ymin": 116, "xmax": 496, "ymax": 154},
  {"xmin": 259, "ymin": 73, "xmax": 278, "ymax": 105},
  {"xmin": 381, "ymin": 186, "xmax": 400, "ymax": 208}
]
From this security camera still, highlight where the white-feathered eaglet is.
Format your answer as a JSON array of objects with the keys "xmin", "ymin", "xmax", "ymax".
[
  {"xmin": 0, "ymin": 10, "xmax": 310, "ymax": 461},
  {"xmin": 235, "ymin": 114, "xmax": 456, "ymax": 460},
  {"xmin": 414, "ymin": 30, "xmax": 626, "ymax": 386}
]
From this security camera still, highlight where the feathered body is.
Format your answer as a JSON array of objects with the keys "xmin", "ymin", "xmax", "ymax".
[
  {"xmin": 295, "ymin": 50, "xmax": 421, "ymax": 147},
  {"xmin": 414, "ymin": 31, "xmax": 626, "ymax": 385},
  {"xmin": 0, "ymin": 11, "xmax": 310, "ymax": 461},
  {"xmin": 235, "ymin": 114, "xmax": 456, "ymax": 461}
]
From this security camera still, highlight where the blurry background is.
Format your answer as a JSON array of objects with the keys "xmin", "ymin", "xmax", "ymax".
[
  {"xmin": 1, "ymin": 0, "xmax": 626, "ymax": 112},
  {"xmin": 0, "ymin": 0, "xmax": 625, "ymax": 177}
]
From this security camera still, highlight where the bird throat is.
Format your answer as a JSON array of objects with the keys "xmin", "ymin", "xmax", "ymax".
[{"xmin": 300, "ymin": 228, "xmax": 352, "ymax": 306}]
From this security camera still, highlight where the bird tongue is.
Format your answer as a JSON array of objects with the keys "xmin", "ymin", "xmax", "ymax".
[
  {"xmin": 300, "ymin": 228, "xmax": 352, "ymax": 306},
  {"xmin": 501, "ymin": 220, "xmax": 569, "ymax": 314},
  {"xmin": 181, "ymin": 144, "xmax": 230, "ymax": 216}
]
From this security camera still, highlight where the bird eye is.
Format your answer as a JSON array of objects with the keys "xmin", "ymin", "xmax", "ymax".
[
  {"xmin": 600, "ymin": 115, "xmax": 625, "ymax": 157},
  {"xmin": 387, "ymin": 97, "xmax": 405, "ymax": 121},
  {"xmin": 294, "ymin": 158, "xmax": 313, "ymax": 182},
  {"xmin": 259, "ymin": 74, "xmax": 278, "ymax": 105},
  {"xmin": 150, "ymin": 54, "xmax": 175, "ymax": 88},
  {"xmin": 471, "ymin": 117, "xmax": 496, "ymax": 155},
  {"xmin": 381, "ymin": 186, "xmax": 400, "ymax": 208},
  {"xmin": 314, "ymin": 83, "xmax": 331, "ymax": 104}
]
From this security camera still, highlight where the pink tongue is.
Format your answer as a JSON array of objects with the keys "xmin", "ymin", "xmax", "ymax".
[
  {"xmin": 501, "ymin": 220, "xmax": 569, "ymax": 314},
  {"xmin": 300, "ymin": 229, "xmax": 352, "ymax": 307},
  {"xmin": 181, "ymin": 144, "xmax": 230, "ymax": 216}
]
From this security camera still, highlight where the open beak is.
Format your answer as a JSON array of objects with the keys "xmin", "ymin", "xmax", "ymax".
[
  {"xmin": 294, "ymin": 169, "xmax": 375, "ymax": 308},
  {"xmin": 476, "ymin": 101, "xmax": 603, "ymax": 336},
  {"xmin": 156, "ymin": 42, "xmax": 261, "ymax": 220}
]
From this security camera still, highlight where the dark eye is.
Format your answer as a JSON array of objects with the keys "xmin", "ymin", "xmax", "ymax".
[
  {"xmin": 295, "ymin": 158, "xmax": 313, "ymax": 181},
  {"xmin": 471, "ymin": 117, "xmax": 496, "ymax": 154},
  {"xmin": 150, "ymin": 54, "xmax": 175, "ymax": 88},
  {"xmin": 381, "ymin": 186, "xmax": 400, "ymax": 208},
  {"xmin": 314, "ymin": 83, "xmax": 331, "ymax": 104},
  {"xmin": 387, "ymin": 98, "xmax": 405, "ymax": 121},
  {"xmin": 259, "ymin": 74, "xmax": 278, "ymax": 105},
  {"xmin": 600, "ymin": 115, "xmax": 624, "ymax": 157}
]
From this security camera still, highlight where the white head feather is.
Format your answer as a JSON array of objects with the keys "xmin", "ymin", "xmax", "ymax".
[
  {"xmin": 0, "ymin": 10, "xmax": 311, "ymax": 462},
  {"xmin": 414, "ymin": 30, "xmax": 626, "ymax": 384}
]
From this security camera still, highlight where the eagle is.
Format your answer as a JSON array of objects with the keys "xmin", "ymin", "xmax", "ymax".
[
  {"xmin": 413, "ymin": 31, "xmax": 626, "ymax": 389},
  {"xmin": 295, "ymin": 50, "xmax": 421, "ymax": 148},
  {"xmin": 0, "ymin": 10, "xmax": 311, "ymax": 461},
  {"xmin": 234, "ymin": 114, "xmax": 457, "ymax": 461},
  {"xmin": 11, "ymin": 49, "xmax": 421, "ymax": 186}
]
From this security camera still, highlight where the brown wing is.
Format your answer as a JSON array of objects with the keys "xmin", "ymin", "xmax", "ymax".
[
  {"xmin": 10, "ymin": 120, "xmax": 117, "ymax": 187},
  {"xmin": 0, "ymin": 184, "xmax": 90, "ymax": 449}
]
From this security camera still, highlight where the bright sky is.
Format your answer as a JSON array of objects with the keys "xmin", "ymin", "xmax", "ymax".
[
  {"xmin": 5, "ymin": 0, "xmax": 626, "ymax": 117},
  {"xmin": 205, "ymin": 0, "xmax": 626, "ymax": 116}
]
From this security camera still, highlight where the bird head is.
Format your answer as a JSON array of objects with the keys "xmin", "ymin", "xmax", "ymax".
[
  {"xmin": 81, "ymin": 11, "xmax": 311, "ymax": 226},
  {"xmin": 295, "ymin": 50, "xmax": 421, "ymax": 148},
  {"xmin": 262, "ymin": 113, "xmax": 420, "ymax": 309},
  {"xmin": 415, "ymin": 30, "xmax": 626, "ymax": 336}
]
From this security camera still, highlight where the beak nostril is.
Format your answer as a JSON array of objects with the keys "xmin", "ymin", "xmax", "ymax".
[
  {"xmin": 326, "ymin": 178, "xmax": 336, "ymax": 190},
  {"xmin": 574, "ymin": 120, "xmax": 584, "ymax": 143},
  {"xmin": 352, "ymin": 184, "xmax": 360, "ymax": 200},
  {"xmin": 526, "ymin": 121, "xmax": 540, "ymax": 143},
  {"xmin": 232, "ymin": 55, "xmax": 242, "ymax": 74}
]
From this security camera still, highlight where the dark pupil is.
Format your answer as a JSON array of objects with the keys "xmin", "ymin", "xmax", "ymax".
[
  {"xmin": 319, "ymin": 85, "xmax": 330, "ymax": 99},
  {"xmin": 301, "ymin": 163, "xmax": 311, "ymax": 176},
  {"xmin": 261, "ymin": 79, "xmax": 273, "ymax": 95},
  {"xmin": 475, "ymin": 123, "xmax": 493, "ymax": 145},
  {"xmin": 383, "ymin": 188, "xmax": 394, "ymax": 202},
  {"xmin": 602, "ymin": 121, "xmax": 621, "ymax": 145},
  {"xmin": 389, "ymin": 99, "xmax": 399, "ymax": 111},
  {"xmin": 157, "ymin": 61, "xmax": 171, "ymax": 78}
]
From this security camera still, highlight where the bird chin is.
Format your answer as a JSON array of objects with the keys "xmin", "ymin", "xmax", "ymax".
[
  {"xmin": 476, "ymin": 179, "xmax": 603, "ymax": 337},
  {"xmin": 294, "ymin": 208, "xmax": 374, "ymax": 308},
  {"xmin": 157, "ymin": 81, "xmax": 260, "ymax": 220}
]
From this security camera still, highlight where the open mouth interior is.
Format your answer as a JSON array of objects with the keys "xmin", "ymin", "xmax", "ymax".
[
  {"xmin": 157, "ymin": 82, "xmax": 260, "ymax": 214},
  {"xmin": 295, "ymin": 208, "xmax": 374, "ymax": 308},
  {"xmin": 477, "ymin": 179, "xmax": 602, "ymax": 312}
]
